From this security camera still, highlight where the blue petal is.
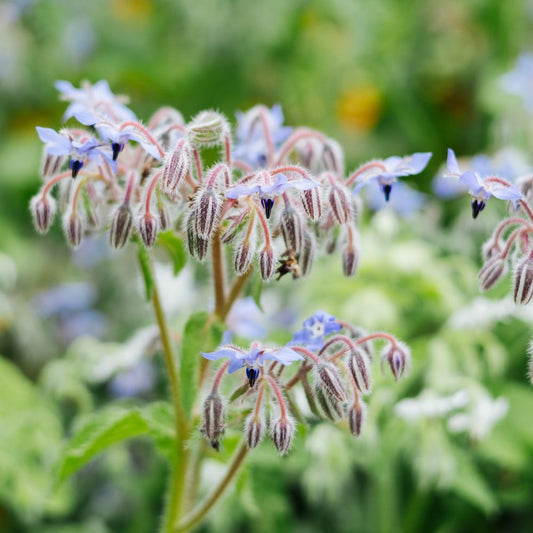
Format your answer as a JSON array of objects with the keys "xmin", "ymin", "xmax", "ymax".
[
  {"xmin": 459, "ymin": 171, "xmax": 484, "ymax": 194},
  {"xmin": 226, "ymin": 183, "xmax": 261, "ymax": 198},
  {"xmin": 403, "ymin": 152, "xmax": 432, "ymax": 174},
  {"xmin": 201, "ymin": 348, "xmax": 238, "ymax": 361},
  {"xmin": 446, "ymin": 149, "xmax": 461, "ymax": 175}
]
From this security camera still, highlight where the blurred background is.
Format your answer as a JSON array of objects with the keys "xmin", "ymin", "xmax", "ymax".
[{"xmin": 1, "ymin": 0, "xmax": 533, "ymax": 531}]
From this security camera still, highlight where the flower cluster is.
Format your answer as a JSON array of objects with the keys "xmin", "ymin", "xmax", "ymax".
[
  {"xmin": 200, "ymin": 311, "xmax": 410, "ymax": 454},
  {"xmin": 31, "ymin": 80, "xmax": 432, "ymax": 283}
]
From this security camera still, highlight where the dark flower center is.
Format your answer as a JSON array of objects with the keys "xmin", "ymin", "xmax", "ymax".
[
  {"xmin": 246, "ymin": 367, "xmax": 260, "ymax": 388},
  {"xmin": 111, "ymin": 142, "xmax": 125, "ymax": 161},
  {"xmin": 69, "ymin": 159, "xmax": 83, "ymax": 178},
  {"xmin": 471, "ymin": 199, "xmax": 486, "ymax": 219},
  {"xmin": 261, "ymin": 197, "xmax": 275, "ymax": 219}
]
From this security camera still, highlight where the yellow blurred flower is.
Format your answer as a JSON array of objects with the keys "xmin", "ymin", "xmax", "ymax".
[
  {"xmin": 337, "ymin": 86, "xmax": 382, "ymax": 132},
  {"xmin": 111, "ymin": 0, "xmax": 152, "ymax": 20}
]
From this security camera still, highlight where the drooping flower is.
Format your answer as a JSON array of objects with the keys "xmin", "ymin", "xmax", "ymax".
[
  {"xmin": 97, "ymin": 123, "xmax": 161, "ymax": 160},
  {"xmin": 290, "ymin": 310, "xmax": 342, "ymax": 351},
  {"xmin": 445, "ymin": 149, "xmax": 523, "ymax": 218},
  {"xmin": 351, "ymin": 152, "xmax": 432, "ymax": 201}
]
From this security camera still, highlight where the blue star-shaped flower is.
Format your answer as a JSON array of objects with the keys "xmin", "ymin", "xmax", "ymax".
[
  {"xmin": 97, "ymin": 123, "xmax": 162, "ymax": 161},
  {"xmin": 289, "ymin": 310, "xmax": 342, "ymax": 351}
]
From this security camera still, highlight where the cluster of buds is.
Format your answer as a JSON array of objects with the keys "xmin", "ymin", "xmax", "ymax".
[
  {"xmin": 200, "ymin": 311, "xmax": 411, "ymax": 453},
  {"xmin": 31, "ymin": 81, "xmax": 432, "ymax": 284}
]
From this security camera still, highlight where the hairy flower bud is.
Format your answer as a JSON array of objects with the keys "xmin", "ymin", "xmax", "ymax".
[
  {"xmin": 110, "ymin": 204, "xmax": 133, "ymax": 249},
  {"xmin": 259, "ymin": 245, "xmax": 275, "ymax": 280},
  {"xmin": 315, "ymin": 387, "xmax": 344, "ymax": 421},
  {"xmin": 40, "ymin": 152, "xmax": 64, "ymax": 179},
  {"xmin": 280, "ymin": 206, "xmax": 303, "ymax": 253},
  {"xmin": 513, "ymin": 255, "xmax": 533, "ymax": 305},
  {"xmin": 234, "ymin": 241, "xmax": 254, "ymax": 274},
  {"xmin": 479, "ymin": 256, "xmax": 507, "ymax": 292},
  {"xmin": 301, "ymin": 188, "xmax": 322, "ymax": 221},
  {"xmin": 30, "ymin": 193, "xmax": 56, "ymax": 234},
  {"xmin": 516, "ymin": 174, "xmax": 533, "ymax": 205},
  {"xmin": 347, "ymin": 347, "xmax": 372, "ymax": 395},
  {"xmin": 322, "ymin": 138, "xmax": 345, "ymax": 175},
  {"xmin": 314, "ymin": 362, "xmax": 347, "ymax": 403},
  {"xmin": 63, "ymin": 210, "xmax": 83, "ymax": 248},
  {"xmin": 162, "ymin": 140, "xmax": 190, "ymax": 193},
  {"xmin": 328, "ymin": 185, "xmax": 352, "ymax": 225},
  {"xmin": 528, "ymin": 339, "xmax": 533, "ymax": 385},
  {"xmin": 194, "ymin": 189, "xmax": 221, "ymax": 239},
  {"xmin": 158, "ymin": 204, "xmax": 171, "ymax": 231},
  {"xmin": 245, "ymin": 415, "xmax": 264, "ymax": 449},
  {"xmin": 299, "ymin": 231, "xmax": 315, "ymax": 277},
  {"xmin": 381, "ymin": 341, "xmax": 411, "ymax": 381},
  {"xmin": 139, "ymin": 212, "xmax": 159, "ymax": 247},
  {"xmin": 200, "ymin": 393, "xmax": 225, "ymax": 451},
  {"xmin": 342, "ymin": 243, "xmax": 358, "ymax": 277},
  {"xmin": 187, "ymin": 111, "xmax": 230, "ymax": 147},
  {"xmin": 271, "ymin": 416, "xmax": 295, "ymax": 455},
  {"xmin": 348, "ymin": 400, "xmax": 367, "ymax": 437}
]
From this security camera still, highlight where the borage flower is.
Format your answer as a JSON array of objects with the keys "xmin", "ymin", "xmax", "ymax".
[
  {"xmin": 97, "ymin": 123, "xmax": 162, "ymax": 161},
  {"xmin": 445, "ymin": 149, "xmax": 523, "ymax": 218},
  {"xmin": 350, "ymin": 152, "xmax": 432, "ymax": 201},
  {"xmin": 202, "ymin": 343, "xmax": 303, "ymax": 387},
  {"xmin": 289, "ymin": 310, "xmax": 341, "ymax": 351}
]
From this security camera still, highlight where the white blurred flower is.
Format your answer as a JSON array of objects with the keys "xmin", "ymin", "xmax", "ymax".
[{"xmin": 395, "ymin": 389, "xmax": 469, "ymax": 422}]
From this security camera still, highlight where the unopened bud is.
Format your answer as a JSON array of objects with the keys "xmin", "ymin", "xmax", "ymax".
[
  {"xmin": 234, "ymin": 241, "xmax": 254, "ymax": 274},
  {"xmin": 513, "ymin": 255, "xmax": 533, "ymax": 305},
  {"xmin": 315, "ymin": 387, "xmax": 344, "ymax": 421},
  {"xmin": 162, "ymin": 140, "xmax": 190, "ymax": 193},
  {"xmin": 345, "ymin": 325, "xmax": 374, "ymax": 360},
  {"xmin": 516, "ymin": 174, "xmax": 533, "ymax": 205},
  {"xmin": 328, "ymin": 185, "xmax": 352, "ymax": 225},
  {"xmin": 314, "ymin": 362, "xmax": 347, "ymax": 402},
  {"xmin": 347, "ymin": 347, "xmax": 372, "ymax": 395},
  {"xmin": 280, "ymin": 206, "xmax": 303, "ymax": 253},
  {"xmin": 40, "ymin": 152, "xmax": 64, "ymax": 179},
  {"xmin": 342, "ymin": 244, "xmax": 358, "ymax": 277},
  {"xmin": 479, "ymin": 256, "xmax": 507, "ymax": 291},
  {"xmin": 301, "ymin": 188, "xmax": 322, "ymax": 221},
  {"xmin": 158, "ymin": 204, "xmax": 171, "ymax": 231},
  {"xmin": 528, "ymin": 339, "xmax": 533, "ymax": 385},
  {"xmin": 322, "ymin": 139, "xmax": 345, "ymax": 175},
  {"xmin": 270, "ymin": 416, "xmax": 295, "ymax": 455},
  {"xmin": 110, "ymin": 204, "xmax": 133, "ymax": 249},
  {"xmin": 139, "ymin": 212, "xmax": 159, "ymax": 247},
  {"xmin": 200, "ymin": 393, "xmax": 225, "ymax": 451},
  {"xmin": 348, "ymin": 400, "xmax": 367, "ymax": 437},
  {"xmin": 30, "ymin": 193, "xmax": 56, "ymax": 234},
  {"xmin": 381, "ymin": 341, "xmax": 411, "ymax": 381},
  {"xmin": 63, "ymin": 210, "xmax": 83, "ymax": 248},
  {"xmin": 187, "ymin": 110, "xmax": 230, "ymax": 147},
  {"xmin": 259, "ymin": 246, "xmax": 275, "ymax": 280},
  {"xmin": 299, "ymin": 231, "xmax": 315, "ymax": 277},
  {"xmin": 245, "ymin": 415, "xmax": 264, "ymax": 449},
  {"xmin": 194, "ymin": 189, "xmax": 221, "ymax": 239}
]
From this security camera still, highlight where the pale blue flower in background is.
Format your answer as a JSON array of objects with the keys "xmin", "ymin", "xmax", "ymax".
[
  {"xmin": 290, "ymin": 310, "xmax": 341, "ymax": 351},
  {"xmin": 500, "ymin": 53, "xmax": 533, "ymax": 110},
  {"xmin": 224, "ymin": 297, "xmax": 267, "ymax": 342},
  {"xmin": 365, "ymin": 180, "xmax": 425, "ymax": 218}
]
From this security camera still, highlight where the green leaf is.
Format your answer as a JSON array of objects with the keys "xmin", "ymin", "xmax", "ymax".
[
  {"xmin": 137, "ymin": 243, "xmax": 154, "ymax": 300},
  {"xmin": 157, "ymin": 231, "xmax": 187, "ymax": 275},
  {"xmin": 180, "ymin": 312, "xmax": 224, "ymax": 419},
  {"xmin": 58, "ymin": 402, "xmax": 176, "ymax": 483}
]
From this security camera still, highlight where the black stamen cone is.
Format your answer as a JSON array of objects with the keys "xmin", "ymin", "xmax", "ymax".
[
  {"xmin": 261, "ymin": 198, "xmax": 275, "ymax": 219},
  {"xmin": 70, "ymin": 159, "xmax": 83, "ymax": 178},
  {"xmin": 246, "ymin": 368, "xmax": 260, "ymax": 388},
  {"xmin": 471, "ymin": 200, "xmax": 486, "ymax": 219},
  {"xmin": 111, "ymin": 142, "xmax": 124, "ymax": 161},
  {"xmin": 382, "ymin": 184, "xmax": 392, "ymax": 202}
]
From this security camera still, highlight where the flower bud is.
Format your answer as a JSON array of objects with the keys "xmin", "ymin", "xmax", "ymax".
[
  {"xmin": 301, "ymin": 188, "xmax": 322, "ymax": 221},
  {"xmin": 187, "ymin": 110, "xmax": 230, "ymax": 147},
  {"xmin": 234, "ymin": 241, "xmax": 254, "ymax": 274},
  {"xmin": 162, "ymin": 140, "xmax": 190, "ymax": 193},
  {"xmin": 139, "ymin": 212, "xmax": 159, "ymax": 247},
  {"xmin": 280, "ymin": 206, "xmax": 303, "ymax": 253},
  {"xmin": 315, "ymin": 387, "xmax": 344, "ymax": 421},
  {"xmin": 40, "ymin": 152, "xmax": 64, "ymax": 179},
  {"xmin": 513, "ymin": 255, "xmax": 533, "ymax": 305},
  {"xmin": 110, "ymin": 204, "xmax": 133, "ymax": 249},
  {"xmin": 200, "ymin": 393, "xmax": 225, "ymax": 451},
  {"xmin": 345, "ymin": 325, "xmax": 374, "ymax": 360},
  {"xmin": 478, "ymin": 256, "xmax": 507, "ymax": 292},
  {"xmin": 322, "ymin": 138, "xmax": 345, "ymax": 175},
  {"xmin": 342, "ymin": 243, "xmax": 358, "ymax": 277},
  {"xmin": 195, "ymin": 236, "xmax": 209, "ymax": 261},
  {"xmin": 270, "ymin": 416, "xmax": 295, "ymax": 455},
  {"xmin": 528, "ymin": 339, "xmax": 533, "ymax": 385},
  {"xmin": 258, "ymin": 245, "xmax": 275, "ymax": 280},
  {"xmin": 63, "ymin": 210, "xmax": 83, "ymax": 249},
  {"xmin": 245, "ymin": 415, "xmax": 264, "ymax": 449},
  {"xmin": 299, "ymin": 231, "xmax": 315, "ymax": 277},
  {"xmin": 381, "ymin": 341, "xmax": 411, "ymax": 381},
  {"xmin": 328, "ymin": 185, "xmax": 352, "ymax": 225},
  {"xmin": 482, "ymin": 237, "xmax": 501, "ymax": 261},
  {"xmin": 30, "ymin": 193, "xmax": 56, "ymax": 234},
  {"xmin": 158, "ymin": 204, "xmax": 171, "ymax": 231},
  {"xmin": 347, "ymin": 347, "xmax": 372, "ymax": 395},
  {"xmin": 348, "ymin": 400, "xmax": 367, "ymax": 437},
  {"xmin": 194, "ymin": 189, "xmax": 221, "ymax": 239},
  {"xmin": 516, "ymin": 174, "xmax": 533, "ymax": 205},
  {"xmin": 314, "ymin": 362, "xmax": 347, "ymax": 403}
]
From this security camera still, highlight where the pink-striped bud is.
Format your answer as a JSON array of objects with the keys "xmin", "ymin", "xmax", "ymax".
[
  {"xmin": 162, "ymin": 140, "xmax": 190, "ymax": 193},
  {"xmin": 245, "ymin": 415, "xmax": 264, "ymax": 449},
  {"xmin": 314, "ymin": 362, "xmax": 347, "ymax": 402},
  {"xmin": 30, "ymin": 193, "xmax": 56, "ymax": 234},
  {"xmin": 280, "ymin": 206, "xmax": 303, "ymax": 253},
  {"xmin": 342, "ymin": 243, "xmax": 358, "ymax": 277},
  {"xmin": 139, "ymin": 212, "xmax": 159, "ymax": 247},
  {"xmin": 299, "ymin": 231, "xmax": 315, "ymax": 277},
  {"xmin": 200, "ymin": 393, "xmax": 225, "ymax": 451},
  {"xmin": 63, "ymin": 210, "xmax": 83, "ymax": 249},
  {"xmin": 271, "ymin": 416, "xmax": 295, "ymax": 455},
  {"xmin": 259, "ymin": 245, "xmax": 275, "ymax": 280},
  {"xmin": 194, "ymin": 189, "xmax": 221, "ymax": 239},
  {"xmin": 328, "ymin": 185, "xmax": 352, "ymax": 225},
  {"xmin": 301, "ymin": 187, "xmax": 322, "ymax": 221},
  {"xmin": 40, "ymin": 152, "xmax": 64, "ymax": 179},
  {"xmin": 381, "ymin": 341, "xmax": 411, "ymax": 381},
  {"xmin": 348, "ymin": 400, "xmax": 367, "ymax": 437},
  {"xmin": 347, "ymin": 347, "xmax": 372, "ymax": 395},
  {"xmin": 513, "ymin": 255, "xmax": 533, "ymax": 305},
  {"xmin": 158, "ymin": 204, "xmax": 171, "ymax": 231},
  {"xmin": 482, "ymin": 238, "xmax": 501, "ymax": 261},
  {"xmin": 315, "ymin": 388, "xmax": 344, "ymax": 421},
  {"xmin": 110, "ymin": 204, "xmax": 133, "ymax": 249},
  {"xmin": 479, "ymin": 256, "xmax": 507, "ymax": 292},
  {"xmin": 234, "ymin": 241, "xmax": 254, "ymax": 274}
]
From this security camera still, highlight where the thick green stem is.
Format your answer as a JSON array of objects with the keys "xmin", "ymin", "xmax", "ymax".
[{"xmin": 175, "ymin": 442, "xmax": 249, "ymax": 532}]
